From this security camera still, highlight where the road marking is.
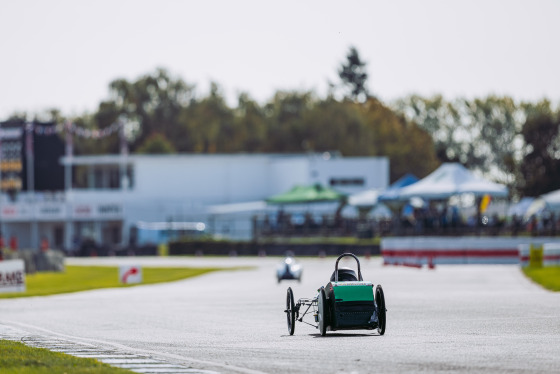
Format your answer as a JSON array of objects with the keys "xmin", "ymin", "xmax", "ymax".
[
  {"xmin": 1, "ymin": 321, "xmax": 268, "ymax": 374},
  {"xmin": 0, "ymin": 324, "xmax": 218, "ymax": 374}
]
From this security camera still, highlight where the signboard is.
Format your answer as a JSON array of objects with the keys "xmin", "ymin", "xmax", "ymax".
[
  {"xmin": 35, "ymin": 204, "xmax": 66, "ymax": 220},
  {"xmin": 73, "ymin": 204, "xmax": 94, "ymax": 219},
  {"xmin": 119, "ymin": 265, "xmax": 142, "ymax": 284},
  {"xmin": 0, "ymin": 124, "xmax": 23, "ymax": 191},
  {"xmin": 0, "ymin": 204, "xmax": 33, "ymax": 221},
  {"xmin": 97, "ymin": 203, "xmax": 123, "ymax": 219},
  {"xmin": 0, "ymin": 259, "xmax": 26, "ymax": 293},
  {"xmin": 0, "ymin": 202, "xmax": 122, "ymax": 221},
  {"xmin": 73, "ymin": 203, "xmax": 123, "ymax": 220}
]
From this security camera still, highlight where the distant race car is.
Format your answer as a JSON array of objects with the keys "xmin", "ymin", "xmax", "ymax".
[
  {"xmin": 284, "ymin": 253, "xmax": 386, "ymax": 336},
  {"xmin": 276, "ymin": 256, "xmax": 303, "ymax": 283}
]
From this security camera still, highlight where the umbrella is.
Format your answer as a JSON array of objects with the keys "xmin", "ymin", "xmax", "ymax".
[{"xmin": 266, "ymin": 184, "xmax": 347, "ymax": 205}]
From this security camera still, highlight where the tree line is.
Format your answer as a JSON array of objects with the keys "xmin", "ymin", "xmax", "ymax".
[{"xmin": 6, "ymin": 47, "xmax": 560, "ymax": 199}]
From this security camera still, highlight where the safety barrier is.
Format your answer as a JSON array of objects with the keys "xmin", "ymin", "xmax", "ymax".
[
  {"xmin": 519, "ymin": 243, "xmax": 560, "ymax": 267},
  {"xmin": 382, "ymin": 237, "xmax": 560, "ymax": 268}
]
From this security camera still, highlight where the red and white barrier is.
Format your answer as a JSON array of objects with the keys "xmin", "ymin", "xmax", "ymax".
[
  {"xmin": 518, "ymin": 244, "xmax": 530, "ymax": 267},
  {"xmin": 543, "ymin": 243, "xmax": 560, "ymax": 266},
  {"xmin": 382, "ymin": 237, "xmax": 560, "ymax": 268},
  {"xmin": 519, "ymin": 243, "xmax": 560, "ymax": 267}
]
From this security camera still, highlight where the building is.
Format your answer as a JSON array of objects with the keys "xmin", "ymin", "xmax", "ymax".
[{"xmin": 0, "ymin": 152, "xmax": 389, "ymax": 250}]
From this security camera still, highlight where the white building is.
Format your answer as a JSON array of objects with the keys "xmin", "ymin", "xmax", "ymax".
[{"xmin": 0, "ymin": 153, "xmax": 389, "ymax": 250}]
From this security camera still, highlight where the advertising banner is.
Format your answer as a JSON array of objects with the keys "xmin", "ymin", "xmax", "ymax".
[{"xmin": 0, "ymin": 259, "xmax": 26, "ymax": 293}]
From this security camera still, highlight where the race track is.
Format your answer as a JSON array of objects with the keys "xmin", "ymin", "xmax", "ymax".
[{"xmin": 1, "ymin": 256, "xmax": 559, "ymax": 374}]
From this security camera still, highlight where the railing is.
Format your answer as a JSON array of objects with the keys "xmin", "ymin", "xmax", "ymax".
[{"xmin": 252, "ymin": 214, "xmax": 558, "ymax": 239}]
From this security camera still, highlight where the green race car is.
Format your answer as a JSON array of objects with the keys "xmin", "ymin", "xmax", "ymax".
[{"xmin": 285, "ymin": 253, "xmax": 386, "ymax": 336}]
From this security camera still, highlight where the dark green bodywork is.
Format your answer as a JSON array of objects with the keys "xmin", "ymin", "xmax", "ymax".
[{"xmin": 327, "ymin": 281, "xmax": 376, "ymax": 330}]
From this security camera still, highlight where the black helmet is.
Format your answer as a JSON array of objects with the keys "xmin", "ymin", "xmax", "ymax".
[{"xmin": 330, "ymin": 267, "xmax": 358, "ymax": 282}]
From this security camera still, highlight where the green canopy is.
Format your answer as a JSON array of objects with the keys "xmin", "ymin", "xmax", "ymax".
[{"xmin": 266, "ymin": 184, "xmax": 347, "ymax": 205}]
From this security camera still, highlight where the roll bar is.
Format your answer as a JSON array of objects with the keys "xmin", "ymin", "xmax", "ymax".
[{"xmin": 334, "ymin": 253, "xmax": 363, "ymax": 282}]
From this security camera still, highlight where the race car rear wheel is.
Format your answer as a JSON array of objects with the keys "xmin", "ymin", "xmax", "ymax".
[
  {"xmin": 375, "ymin": 284, "xmax": 386, "ymax": 335},
  {"xmin": 318, "ymin": 287, "xmax": 328, "ymax": 336},
  {"xmin": 286, "ymin": 287, "xmax": 295, "ymax": 335}
]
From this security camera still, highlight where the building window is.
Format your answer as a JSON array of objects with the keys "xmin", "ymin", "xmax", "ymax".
[
  {"xmin": 329, "ymin": 178, "xmax": 365, "ymax": 187},
  {"xmin": 73, "ymin": 164, "xmax": 134, "ymax": 190}
]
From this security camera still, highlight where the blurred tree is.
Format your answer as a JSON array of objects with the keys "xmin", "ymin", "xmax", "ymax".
[
  {"xmin": 393, "ymin": 95, "xmax": 469, "ymax": 165},
  {"xmin": 302, "ymin": 97, "xmax": 368, "ymax": 155},
  {"xmin": 519, "ymin": 101, "xmax": 560, "ymax": 196},
  {"xmin": 363, "ymin": 98, "xmax": 439, "ymax": 181},
  {"xmin": 184, "ymin": 82, "xmax": 234, "ymax": 153},
  {"xmin": 393, "ymin": 95, "xmax": 525, "ymax": 191},
  {"xmin": 262, "ymin": 91, "xmax": 315, "ymax": 152},
  {"xmin": 338, "ymin": 46, "xmax": 369, "ymax": 102},
  {"xmin": 136, "ymin": 132, "xmax": 176, "ymax": 154},
  {"xmin": 462, "ymin": 96, "xmax": 524, "ymax": 188},
  {"xmin": 107, "ymin": 67, "xmax": 195, "ymax": 151},
  {"xmin": 233, "ymin": 93, "xmax": 267, "ymax": 152}
]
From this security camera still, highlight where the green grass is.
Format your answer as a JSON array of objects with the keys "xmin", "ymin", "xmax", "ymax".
[
  {"xmin": 0, "ymin": 340, "xmax": 133, "ymax": 373},
  {"xmin": 522, "ymin": 266, "xmax": 560, "ymax": 292},
  {"xmin": 0, "ymin": 265, "xmax": 227, "ymax": 298}
]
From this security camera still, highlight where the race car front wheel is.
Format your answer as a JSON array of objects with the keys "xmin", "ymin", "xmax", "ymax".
[
  {"xmin": 286, "ymin": 287, "xmax": 295, "ymax": 335},
  {"xmin": 318, "ymin": 288, "xmax": 328, "ymax": 336},
  {"xmin": 375, "ymin": 284, "xmax": 386, "ymax": 335}
]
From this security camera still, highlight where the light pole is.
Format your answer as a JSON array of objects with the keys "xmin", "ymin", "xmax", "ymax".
[
  {"xmin": 25, "ymin": 122, "xmax": 38, "ymax": 250},
  {"xmin": 64, "ymin": 121, "xmax": 74, "ymax": 253}
]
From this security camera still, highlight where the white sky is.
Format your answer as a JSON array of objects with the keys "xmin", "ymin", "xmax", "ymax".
[{"xmin": 1, "ymin": 0, "xmax": 559, "ymax": 118}]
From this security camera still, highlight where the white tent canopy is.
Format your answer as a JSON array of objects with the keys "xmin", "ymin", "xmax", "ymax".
[
  {"xmin": 348, "ymin": 188, "xmax": 382, "ymax": 207},
  {"xmin": 398, "ymin": 163, "xmax": 508, "ymax": 200},
  {"xmin": 540, "ymin": 189, "xmax": 560, "ymax": 211},
  {"xmin": 524, "ymin": 189, "xmax": 560, "ymax": 219}
]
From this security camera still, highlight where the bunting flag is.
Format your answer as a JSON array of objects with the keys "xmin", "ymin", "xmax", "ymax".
[{"xmin": 480, "ymin": 194, "xmax": 492, "ymax": 213}]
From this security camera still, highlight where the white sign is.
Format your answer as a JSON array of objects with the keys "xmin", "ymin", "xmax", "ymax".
[
  {"xmin": 35, "ymin": 204, "xmax": 67, "ymax": 220},
  {"xmin": 73, "ymin": 204, "xmax": 94, "ymax": 219},
  {"xmin": 119, "ymin": 265, "xmax": 142, "ymax": 284},
  {"xmin": 97, "ymin": 203, "xmax": 123, "ymax": 219},
  {"xmin": 1, "ymin": 205, "xmax": 32, "ymax": 221},
  {"xmin": 0, "ymin": 259, "xmax": 26, "ymax": 293}
]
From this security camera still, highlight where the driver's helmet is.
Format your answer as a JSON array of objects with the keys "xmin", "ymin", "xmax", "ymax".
[{"xmin": 330, "ymin": 267, "xmax": 358, "ymax": 282}]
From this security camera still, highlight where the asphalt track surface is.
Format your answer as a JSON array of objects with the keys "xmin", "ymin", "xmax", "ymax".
[{"xmin": 1, "ymin": 256, "xmax": 559, "ymax": 374}]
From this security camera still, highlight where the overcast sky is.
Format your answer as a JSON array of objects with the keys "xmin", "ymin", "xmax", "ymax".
[{"xmin": 1, "ymin": 0, "xmax": 559, "ymax": 118}]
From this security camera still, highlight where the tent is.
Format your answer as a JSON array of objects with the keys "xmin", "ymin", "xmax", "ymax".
[
  {"xmin": 507, "ymin": 197, "xmax": 535, "ymax": 218},
  {"xmin": 378, "ymin": 173, "xmax": 419, "ymax": 202},
  {"xmin": 524, "ymin": 189, "xmax": 560, "ymax": 219},
  {"xmin": 266, "ymin": 184, "xmax": 347, "ymax": 205},
  {"xmin": 397, "ymin": 163, "xmax": 508, "ymax": 201},
  {"xmin": 348, "ymin": 188, "xmax": 382, "ymax": 207}
]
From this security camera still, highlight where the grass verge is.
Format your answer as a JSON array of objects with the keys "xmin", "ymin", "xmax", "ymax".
[
  {"xmin": 522, "ymin": 266, "xmax": 560, "ymax": 292},
  {"xmin": 0, "ymin": 265, "xmax": 229, "ymax": 298},
  {"xmin": 0, "ymin": 340, "xmax": 133, "ymax": 373}
]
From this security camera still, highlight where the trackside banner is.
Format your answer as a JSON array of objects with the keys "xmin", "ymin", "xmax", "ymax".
[{"xmin": 0, "ymin": 259, "xmax": 26, "ymax": 293}]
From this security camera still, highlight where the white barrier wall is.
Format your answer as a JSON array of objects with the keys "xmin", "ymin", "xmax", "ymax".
[{"xmin": 382, "ymin": 237, "xmax": 560, "ymax": 267}]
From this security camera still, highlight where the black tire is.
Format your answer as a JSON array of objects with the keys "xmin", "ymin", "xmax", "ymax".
[
  {"xmin": 375, "ymin": 284, "xmax": 386, "ymax": 335},
  {"xmin": 286, "ymin": 287, "xmax": 295, "ymax": 335},
  {"xmin": 317, "ymin": 288, "xmax": 328, "ymax": 336}
]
